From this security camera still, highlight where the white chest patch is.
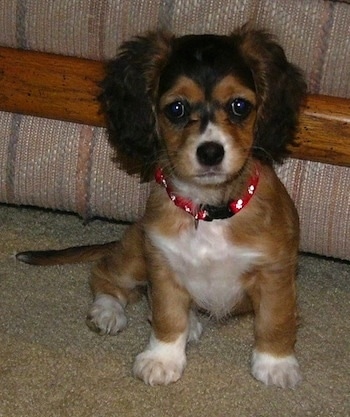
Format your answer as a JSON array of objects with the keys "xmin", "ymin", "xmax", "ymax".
[{"xmin": 149, "ymin": 222, "xmax": 261, "ymax": 317}]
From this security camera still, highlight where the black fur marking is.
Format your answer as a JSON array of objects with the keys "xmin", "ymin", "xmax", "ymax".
[
  {"xmin": 99, "ymin": 27, "xmax": 306, "ymax": 171},
  {"xmin": 231, "ymin": 28, "xmax": 307, "ymax": 163},
  {"xmin": 99, "ymin": 33, "xmax": 171, "ymax": 169},
  {"xmin": 158, "ymin": 34, "xmax": 255, "ymax": 100}
]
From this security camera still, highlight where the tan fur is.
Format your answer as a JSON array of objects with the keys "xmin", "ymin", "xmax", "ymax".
[
  {"xmin": 106, "ymin": 161, "xmax": 297, "ymax": 358},
  {"xmin": 90, "ymin": 224, "xmax": 148, "ymax": 306},
  {"xmin": 17, "ymin": 28, "xmax": 305, "ymax": 387}
]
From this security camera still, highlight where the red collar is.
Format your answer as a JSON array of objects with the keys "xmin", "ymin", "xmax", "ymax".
[{"xmin": 155, "ymin": 167, "xmax": 259, "ymax": 222}]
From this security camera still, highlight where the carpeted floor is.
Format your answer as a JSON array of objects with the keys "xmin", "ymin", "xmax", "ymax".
[{"xmin": 0, "ymin": 204, "xmax": 349, "ymax": 417}]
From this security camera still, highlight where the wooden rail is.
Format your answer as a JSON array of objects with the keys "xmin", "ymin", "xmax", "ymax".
[
  {"xmin": 295, "ymin": 95, "xmax": 350, "ymax": 166},
  {"xmin": 0, "ymin": 46, "xmax": 349, "ymax": 167}
]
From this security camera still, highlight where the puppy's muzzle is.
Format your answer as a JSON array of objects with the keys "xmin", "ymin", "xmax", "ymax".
[{"xmin": 196, "ymin": 141, "xmax": 225, "ymax": 167}]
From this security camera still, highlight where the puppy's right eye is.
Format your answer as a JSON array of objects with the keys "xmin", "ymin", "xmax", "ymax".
[{"xmin": 164, "ymin": 101, "xmax": 187, "ymax": 121}]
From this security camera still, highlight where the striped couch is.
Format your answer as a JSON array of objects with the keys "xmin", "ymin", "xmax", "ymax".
[{"xmin": 0, "ymin": 0, "xmax": 349, "ymax": 260}]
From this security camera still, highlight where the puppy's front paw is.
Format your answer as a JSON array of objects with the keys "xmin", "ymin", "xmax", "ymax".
[
  {"xmin": 86, "ymin": 294, "xmax": 127, "ymax": 336},
  {"xmin": 252, "ymin": 351, "xmax": 302, "ymax": 389},
  {"xmin": 133, "ymin": 335, "xmax": 187, "ymax": 386}
]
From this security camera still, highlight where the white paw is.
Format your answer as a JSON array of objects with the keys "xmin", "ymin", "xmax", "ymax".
[
  {"xmin": 252, "ymin": 351, "xmax": 302, "ymax": 389},
  {"xmin": 187, "ymin": 310, "xmax": 203, "ymax": 342},
  {"xmin": 86, "ymin": 294, "xmax": 127, "ymax": 336},
  {"xmin": 133, "ymin": 333, "xmax": 187, "ymax": 386}
]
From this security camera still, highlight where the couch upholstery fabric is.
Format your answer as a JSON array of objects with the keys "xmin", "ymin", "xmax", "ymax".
[{"xmin": 0, "ymin": 0, "xmax": 349, "ymax": 259}]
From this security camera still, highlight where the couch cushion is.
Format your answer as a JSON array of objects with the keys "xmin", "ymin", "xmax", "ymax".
[{"xmin": 0, "ymin": 0, "xmax": 349, "ymax": 260}]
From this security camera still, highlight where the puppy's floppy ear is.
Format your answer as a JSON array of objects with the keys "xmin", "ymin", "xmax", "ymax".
[
  {"xmin": 99, "ymin": 31, "xmax": 173, "ymax": 169},
  {"xmin": 233, "ymin": 25, "xmax": 307, "ymax": 163}
]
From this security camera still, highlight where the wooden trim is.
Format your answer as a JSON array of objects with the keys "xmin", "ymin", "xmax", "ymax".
[
  {"xmin": 0, "ymin": 47, "xmax": 349, "ymax": 167},
  {"xmin": 0, "ymin": 47, "xmax": 105, "ymax": 127},
  {"xmin": 294, "ymin": 95, "xmax": 350, "ymax": 166}
]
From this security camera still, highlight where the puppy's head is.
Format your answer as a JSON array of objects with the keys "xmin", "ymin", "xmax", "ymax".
[{"xmin": 100, "ymin": 26, "xmax": 306, "ymax": 182}]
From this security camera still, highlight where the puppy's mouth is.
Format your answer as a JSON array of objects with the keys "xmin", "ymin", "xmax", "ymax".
[{"xmin": 192, "ymin": 169, "xmax": 231, "ymax": 185}]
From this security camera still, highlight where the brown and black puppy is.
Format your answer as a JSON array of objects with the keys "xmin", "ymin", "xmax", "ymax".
[{"xmin": 17, "ymin": 25, "xmax": 306, "ymax": 388}]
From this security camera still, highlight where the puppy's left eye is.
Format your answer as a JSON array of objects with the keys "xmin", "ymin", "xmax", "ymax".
[
  {"xmin": 228, "ymin": 98, "xmax": 252, "ymax": 119},
  {"xmin": 164, "ymin": 101, "xmax": 187, "ymax": 121}
]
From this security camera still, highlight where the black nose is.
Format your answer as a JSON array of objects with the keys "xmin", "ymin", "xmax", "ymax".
[{"xmin": 196, "ymin": 141, "xmax": 225, "ymax": 166}]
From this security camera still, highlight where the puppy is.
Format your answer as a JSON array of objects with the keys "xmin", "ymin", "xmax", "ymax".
[{"xmin": 17, "ymin": 25, "xmax": 306, "ymax": 388}]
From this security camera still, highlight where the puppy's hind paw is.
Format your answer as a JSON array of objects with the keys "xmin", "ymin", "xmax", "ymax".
[
  {"xmin": 86, "ymin": 294, "xmax": 127, "ymax": 336},
  {"xmin": 187, "ymin": 310, "xmax": 203, "ymax": 343},
  {"xmin": 252, "ymin": 351, "xmax": 302, "ymax": 389}
]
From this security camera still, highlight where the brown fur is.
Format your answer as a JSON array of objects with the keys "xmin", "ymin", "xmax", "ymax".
[{"xmin": 17, "ymin": 25, "xmax": 306, "ymax": 387}]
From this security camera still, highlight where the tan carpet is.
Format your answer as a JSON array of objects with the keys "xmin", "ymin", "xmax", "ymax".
[{"xmin": 0, "ymin": 204, "xmax": 349, "ymax": 417}]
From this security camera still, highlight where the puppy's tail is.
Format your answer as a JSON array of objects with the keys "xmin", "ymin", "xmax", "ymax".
[{"xmin": 16, "ymin": 241, "xmax": 118, "ymax": 266}]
